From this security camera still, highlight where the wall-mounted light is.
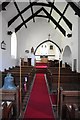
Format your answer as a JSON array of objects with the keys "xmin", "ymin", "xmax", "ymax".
[
  {"xmin": 67, "ymin": 33, "xmax": 72, "ymax": 38},
  {"xmin": 7, "ymin": 31, "xmax": 12, "ymax": 35}
]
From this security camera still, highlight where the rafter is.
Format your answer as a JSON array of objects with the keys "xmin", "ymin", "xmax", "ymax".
[
  {"xmin": 8, "ymin": 2, "xmax": 72, "ymax": 31},
  {"xmin": 55, "ymin": 3, "xmax": 69, "ymax": 29},
  {"xmin": 48, "ymin": 0, "xmax": 55, "ymax": 22},
  {"xmin": 15, "ymin": 7, "xmax": 43, "ymax": 32},
  {"xmin": 46, "ymin": 0, "xmax": 72, "ymax": 30},
  {"xmin": 48, "ymin": 2, "xmax": 72, "ymax": 30},
  {"xmin": 8, "ymin": 1, "xmax": 38, "ymax": 27},
  {"xmin": 36, "ymin": 14, "xmax": 66, "ymax": 36},
  {"xmin": 66, "ymin": 0, "xmax": 80, "ymax": 17},
  {"xmin": 29, "ymin": 0, "xmax": 35, "ymax": 22},
  {"xmin": 0, "ymin": 0, "xmax": 11, "ymax": 12},
  {"xmin": 15, "ymin": 7, "xmax": 66, "ymax": 36},
  {"xmin": 8, "ymin": 3, "xmax": 31, "ymax": 27},
  {"xmin": 42, "ymin": 7, "xmax": 66, "ymax": 36},
  {"xmin": 14, "ymin": 1, "xmax": 27, "ymax": 28}
]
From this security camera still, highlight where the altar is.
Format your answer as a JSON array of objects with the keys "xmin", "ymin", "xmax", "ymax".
[{"xmin": 40, "ymin": 56, "xmax": 48, "ymax": 63}]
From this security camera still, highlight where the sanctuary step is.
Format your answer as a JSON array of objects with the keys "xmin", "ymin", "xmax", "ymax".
[
  {"xmin": 36, "ymin": 62, "xmax": 48, "ymax": 66},
  {"xmin": 35, "ymin": 62, "xmax": 48, "ymax": 73}
]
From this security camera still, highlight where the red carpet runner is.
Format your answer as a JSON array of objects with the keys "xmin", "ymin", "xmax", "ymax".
[{"xmin": 23, "ymin": 74, "xmax": 55, "ymax": 119}]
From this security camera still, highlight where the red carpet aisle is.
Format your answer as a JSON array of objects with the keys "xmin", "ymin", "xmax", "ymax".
[{"xmin": 23, "ymin": 74, "xmax": 55, "ymax": 119}]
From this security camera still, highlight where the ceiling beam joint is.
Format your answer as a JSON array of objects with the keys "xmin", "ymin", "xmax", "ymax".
[
  {"xmin": 8, "ymin": 2, "xmax": 72, "ymax": 31},
  {"xmin": 42, "ymin": 7, "xmax": 66, "ymax": 36},
  {"xmin": 29, "ymin": 0, "xmax": 35, "ymax": 22},
  {"xmin": 48, "ymin": 0, "xmax": 55, "ymax": 22},
  {"xmin": 14, "ymin": 0, "xmax": 27, "ymax": 28},
  {"xmin": 66, "ymin": 0, "xmax": 80, "ymax": 17},
  {"xmin": 0, "ymin": 0, "xmax": 11, "ymax": 12},
  {"xmin": 55, "ymin": 3, "xmax": 69, "ymax": 29},
  {"xmin": 15, "ymin": 7, "xmax": 43, "ymax": 32}
]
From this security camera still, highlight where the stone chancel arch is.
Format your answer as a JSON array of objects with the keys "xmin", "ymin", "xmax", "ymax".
[{"xmin": 34, "ymin": 40, "xmax": 61, "ymax": 61}]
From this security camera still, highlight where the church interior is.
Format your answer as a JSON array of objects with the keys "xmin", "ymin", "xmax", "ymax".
[{"xmin": 0, "ymin": 0, "xmax": 80, "ymax": 120}]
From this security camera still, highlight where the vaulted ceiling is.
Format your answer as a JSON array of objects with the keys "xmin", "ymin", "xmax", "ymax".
[{"xmin": 0, "ymin": 0, "xmax": 80, "ymax": 36}]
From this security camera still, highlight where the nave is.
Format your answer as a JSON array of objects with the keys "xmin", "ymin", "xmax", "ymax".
[
  {"xmin": 0, "ymin": 0, "xmax": 80, "ymax": 119},
  {"xmin": 0, "ymin": 61, "xmax": 80, "ymax": 120}
]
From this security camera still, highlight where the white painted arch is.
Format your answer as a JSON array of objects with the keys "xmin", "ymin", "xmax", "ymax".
[{"xmin": 62, "ymin": 45, "xmax": 72, "ymax": 67}]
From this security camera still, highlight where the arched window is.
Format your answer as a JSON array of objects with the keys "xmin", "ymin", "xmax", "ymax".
[{"xmin": 11, "ymin": 32, "xmax": 17, "ymax": 59}]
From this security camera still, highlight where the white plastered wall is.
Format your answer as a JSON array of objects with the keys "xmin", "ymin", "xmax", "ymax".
[
  {"xmin": 0, "ymin": 13, "xmax": 17, "ymax": 71},
  {"xmin": 17, "ymin": 18, "xmax": 62, "ymax": 65},
  {"xmin": 61, "ymin": 6, "xmax": 79, "ymax": 72},
  {"xmin": 78, "ymin": 17, "xmax": 80, "ymax": 72},
  {"xmin": 0, "ymin": 2, "xmax": 80, "ymax": 73},
  {"xmin": 0, "ymin": 12, "xmax": 2, "ymax": 70}
]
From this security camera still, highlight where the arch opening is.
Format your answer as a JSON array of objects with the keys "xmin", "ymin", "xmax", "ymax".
[
  {"xmin": 34, "ymin": 40, "xmax": 61, "ymax": 62},
  {"xmin": 62, "ymin": 45, "xmax": 72, "ymax": 67}
]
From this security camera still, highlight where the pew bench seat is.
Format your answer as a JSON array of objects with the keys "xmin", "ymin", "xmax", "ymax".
[
  {"xmin": 62, "ymin": 104, "xmax": 80, "ymax": 120},
  {"xmin": 0, "ymin": 101, "xmax": 13, "ymax": 120}
]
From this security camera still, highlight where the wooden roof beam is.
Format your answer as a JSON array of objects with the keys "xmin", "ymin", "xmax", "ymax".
[
  {"xmin": 15, "ymin": 7, "xmax": 66, "ymax": 36},
  {"xmin": 55, "ymin": 3, "xmax": 69, "ymax": 29},
  {"xmin": 0, "ymin": 0, "xmax": 11, "ymax": 12},
  {"xmin": 48, "ymin": 0, "xmax": 55, "ymax": 22},
  {"xmin": 36, "ymin": 12, "xmax": 66, "ymax": 36},
  {"xmin": 9, "ymin": 2, "xmax": 72, "ymax": 31},
  {"xmin": 46, "ymin": 0, "xmax": 72, "ymax": 30},
  {"xmin": 48, "ymin": 2, "xmax": 72, "ymax": 30},
  {"xmin": 42, "ymin": 7, "xmax": 66, "ymax": 36},
  {"xmin": 8, "ymin": 0, "xmax": 38, "ymax": 27},
  {"xmin": 15, "ymin": 7, "xmax": 43, "ymax": 32},
  {"xmin": 29, "ymin": 0, "xmax": 35, "ymax": 22},
  {"xmin": 66, "ymin": 0, "xmax": 80, "ymax": 17},
  {"xmin": 14, "ymin": 1, "xmax": 27, "ymax": 28},
  {"xmin": 8, "ymin": 3, "xmax": 31, "ymax": 27}
]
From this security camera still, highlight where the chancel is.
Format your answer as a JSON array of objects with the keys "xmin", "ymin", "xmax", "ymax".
[{"xmin": 0, "ymin": 0, "xmax": 80, "ymax": 120}]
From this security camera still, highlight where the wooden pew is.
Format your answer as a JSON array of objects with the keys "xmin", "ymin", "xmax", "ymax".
[
  {"xmin": 47, "ymin": 67, "xmax": 75, "ymax": 77},
  {"xmin": 51, "ymin": 75, "xmax": 79, "ymax": 91},
  {"xmin": 60, "ymin": 90, "xmax": 80, "ymax": 120},
  {"xmin": 2, "ymin": 65, "xmax": 35, "ymax": 88},
  {"xmin": 46, "ymin": 67, "xmax": 79, "ymax": 92},
  {"xmin": 2, "ymin": 70, "xmax": 35, "ymax": 102},
  {"xmin": 0, "ymin": 86, "xmax": 19, "ymax": 119},
  {"xmin": 46, "ymin": 74, "xmax": 79, "ymax": 92},
  {"xmin": 0, "ymin": 101, "xmax": 13, "ymax": 120},
  {"xmin": 46, "ymin": 67, "xmax": 73, "ymax": 87},
  {"xmin": 1, "ymin": 65, "xmax": 35, "ymax": 115},
  {"xmin": 63, "ymin": 104, "xmax": 80, "ymax": 120},
  {"xmin": 46, "ymin": 66, "xmax": 80, "ymax": 120}
]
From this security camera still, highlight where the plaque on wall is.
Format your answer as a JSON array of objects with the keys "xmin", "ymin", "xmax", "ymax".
[{"xmin": 1, "ymin": 41, "xmax": 6, "ymax": 50}]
